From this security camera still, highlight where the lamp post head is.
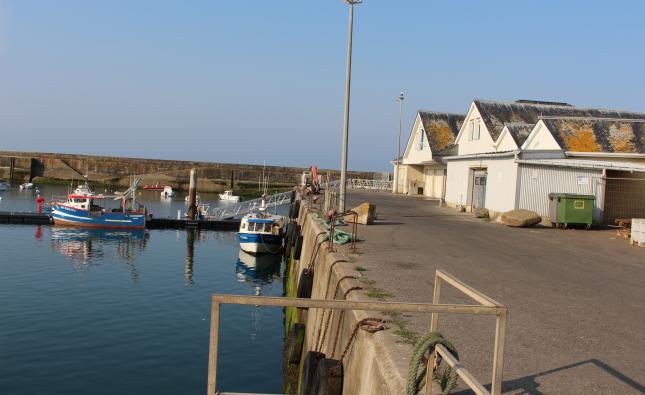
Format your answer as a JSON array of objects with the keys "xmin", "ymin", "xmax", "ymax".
[
  {"xmin": 397, "ymin": 91, "xmax": 404, "ymax": 102},
  {"xmin": 342, "ymin": 0, "xmax": 363, "ymax": 4}
]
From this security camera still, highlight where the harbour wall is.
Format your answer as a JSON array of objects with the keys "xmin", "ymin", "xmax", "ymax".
[
  {"xmin": 0, "ymin": 151, "xmax": 380, "ymax": 190},
  {"xmin": 283, "ymin": 197, "xmax": 408, "ymax": 394}
]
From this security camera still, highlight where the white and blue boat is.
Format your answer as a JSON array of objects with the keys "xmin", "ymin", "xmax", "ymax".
[
  {"xmin": 51, "ymin": 178, "xmax": 148, "ymax": 230},
  {"xmin": 238, "ymin": 195, "xmax": 285, "ymax": 254}
]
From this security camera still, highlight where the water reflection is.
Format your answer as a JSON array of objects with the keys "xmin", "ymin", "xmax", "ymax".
[
  {"xmin": 49, "ymin": 228, "xmax": 149, "ymax": 275},
  {"xmin": 235, "ymin": 251, "xmax": 281, "ymax": 296}
]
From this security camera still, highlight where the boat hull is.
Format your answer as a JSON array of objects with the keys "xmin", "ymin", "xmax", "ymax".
[
  {"xmin": 52, "ymin": 205, "xmax": 146, "ymax": 230},
  {"xmin": 239, "ymin": 233, "xmax": 282, "ymax": 254}
]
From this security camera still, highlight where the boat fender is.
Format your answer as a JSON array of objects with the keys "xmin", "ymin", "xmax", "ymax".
[
  {"xmin": 290, "ymin": 201, "xmax": 300, "ymax": 220},
  {"xmin": 284, "ymin": 222, "xmax": 293, "ymax": 244},
  {"xmin": 312, "ymin": 358, "xmax": 343, "ymax": 395},
  {"xmin": 290, "ymin": 224, "xmax": 301, "ymax": 247},
  {"xmin": 299, "ymin": 351, "xmax": 326, "ymax": 395},
  {"xmin": 297, "ymin": 268, "xmax": 314, "ymax": 299},
  {"xmin": 285, "ymin": 323, "xmax": 306, "ymax": 364},
  {"xmin": 294, "ymin": 234, "xmax": 304, "ymax": 260}
]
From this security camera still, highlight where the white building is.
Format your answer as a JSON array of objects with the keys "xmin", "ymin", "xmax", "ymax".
[
  {"xmin": 394, "ymin": 111, "xmax": 464, "ymax": 198},
  {"xmin": 443, "ymin": 99, "xmax": 645, "ymax": 222}
]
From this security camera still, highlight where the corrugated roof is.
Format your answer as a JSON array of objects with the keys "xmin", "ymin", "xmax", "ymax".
[
  {"xmin": 542, "ymin": 118, "xmax": 645, "ymax": 153},
  {"xmin": 474, "ymin": 99, "xmax": 645, "ymax": 141},
  {"xmin": 504, "ymin": 123, "xmax": 534, "ymax": 146},
  {"xmin": 418, "ymin": 111, "xmax": 465, "ymax": 154}
]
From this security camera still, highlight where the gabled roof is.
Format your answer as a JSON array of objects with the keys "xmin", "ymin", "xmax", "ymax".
[
  {"xmin": 418, "ymin": 111, "xmax": 465, "ymax": 154},
  {"xmin": 473, "ymin": 99, "xmax": 645, "ymax": 141},
  {"xmin": 541, "ymin": 117, "xmax": 645, "ymax": 153},
  {"xmin": 504, "ymin": 123, "xmax": 534, "ymax": 146}
]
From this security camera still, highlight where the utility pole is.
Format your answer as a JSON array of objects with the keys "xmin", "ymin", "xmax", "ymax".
[
  {"xmin": 339, "ymin": 0, "xmax": 362, "ymax": 212},
  {"xmin": 394, "ymin": 91, "xmax": 404, "ymax": 193}
]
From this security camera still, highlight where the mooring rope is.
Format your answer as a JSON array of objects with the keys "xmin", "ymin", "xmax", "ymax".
[{"xmin": 405, "ymin": 332, "xmax": 459, "ymax": 395}]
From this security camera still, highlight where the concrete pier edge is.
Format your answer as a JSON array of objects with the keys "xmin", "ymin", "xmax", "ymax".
[{"xmin": 290, "ymin": 197, "xmax": 411, "ymax": 394}]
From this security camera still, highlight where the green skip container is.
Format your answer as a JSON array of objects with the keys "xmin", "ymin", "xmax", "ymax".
[{"xmin": 548, "ymin": 193, "xmax": 595, "ymax": 229}]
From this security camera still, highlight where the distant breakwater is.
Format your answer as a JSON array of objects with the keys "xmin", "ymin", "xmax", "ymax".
[{"xmin": 0, "ymin": 150, "xmax": 381, "ymax": 192}]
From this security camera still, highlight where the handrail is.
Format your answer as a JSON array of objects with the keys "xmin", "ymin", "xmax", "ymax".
[
  {"xmin": 207, "ymin": 178, "xmax": 391, "ymax": 220},
  {"xmin": 206, "ymin": 270, "xmax": 507, "ymax": 395}
]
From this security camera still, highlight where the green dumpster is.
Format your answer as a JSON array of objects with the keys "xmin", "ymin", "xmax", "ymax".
[{"xmin": 548, "ymin": 193, "xmax": 595, "ymax": 229}]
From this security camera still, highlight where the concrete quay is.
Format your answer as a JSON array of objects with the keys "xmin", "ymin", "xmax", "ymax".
[{"xmin": 340, "ymin": 190, "xmax": 645, "ymax": 394}]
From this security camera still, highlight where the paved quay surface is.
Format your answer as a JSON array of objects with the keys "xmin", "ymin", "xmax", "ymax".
[{"xmin": 344, "ymin": 190, "xmax": 645, "ymax": 395}]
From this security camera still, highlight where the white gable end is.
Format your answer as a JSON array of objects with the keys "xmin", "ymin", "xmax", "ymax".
[
  {"xmin": 402, "ymin": 114, "xmax": 433, "ymax": 164},
  {"xmin": 495, "ymin": 127, "xmax": 519, "ymax": 151},
  {"xmin": 522, "ymin": 121, "xmax": 562, "ymax": 151},
  {"xmin": 455, "ymin": 103, "xmax": 496, "ymax": 155}
]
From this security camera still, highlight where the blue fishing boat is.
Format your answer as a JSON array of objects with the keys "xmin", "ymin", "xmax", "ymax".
[
  {"xmin": 51, "ymin": 178, "xmax": 148, "ymax": 230},
  {"xmin": 238, "ymin": 196, "xmax": 285, "ymax": 254}
]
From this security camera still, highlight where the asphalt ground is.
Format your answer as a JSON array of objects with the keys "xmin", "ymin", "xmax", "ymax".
[{"xmin": 345, "ymin": 190, "xmax": 645, "ymax": 394}]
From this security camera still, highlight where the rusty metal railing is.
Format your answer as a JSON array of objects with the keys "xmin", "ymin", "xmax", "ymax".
[{"xmin": 206, "ymin": 270, "xmax": 507, "ymax": 395}]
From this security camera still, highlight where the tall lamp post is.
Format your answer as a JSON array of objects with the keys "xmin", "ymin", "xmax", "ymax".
[
  {"xmin": 394, "ymin": 91, "xmax": 404, "ymax": 194},
  {"xmin": 339, "ymin": 0, "xmax": 362, "ymax": 212}
]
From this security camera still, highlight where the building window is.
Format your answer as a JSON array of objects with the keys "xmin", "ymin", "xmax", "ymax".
[
  {"xmin": 419, "ymin": 130, "xmax": 424, "ymax": 150},
  {"xmin": 469, "ymin": 119, "xmax": 481, "ymax": 141}
]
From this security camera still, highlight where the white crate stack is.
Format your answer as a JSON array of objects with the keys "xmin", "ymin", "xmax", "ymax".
[{"xmin": 631, "ymin": 218, "xmax": 645, "ymax": 247}]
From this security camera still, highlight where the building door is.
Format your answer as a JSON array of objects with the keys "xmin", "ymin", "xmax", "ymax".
[
  {"xmin": 472, "ymin": 170, "xmax": 487, "ymax": 210},
  {"xmin": 433, "ymin": 169, "xmax": 445, "ymax": 199},
  {"xmin": 603, "ymin": 171, "xmax": 645, "ymax": 223},
  {"xmin": 424, "ymin": 168, "xmax": 434, "ymax": 197}
]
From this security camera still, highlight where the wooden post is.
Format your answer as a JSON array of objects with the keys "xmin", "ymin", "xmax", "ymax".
[
  {"xmin": 9, "ymin": 157, "xmax": 15, "ymax": 184},
  {"xmin": 206, "ymin": 301, "xmax": 221, "ymax": 395},
  {"xmin": 187, "ymin": 169, "xmax": 198, "ymax": 220},
  {"xmin": 491, "ymin": 311, "xmax": 507, "ymax": 395},
  {"xmin": 430, "ymin": 272, "xmax": 442, "ymax": 332}
]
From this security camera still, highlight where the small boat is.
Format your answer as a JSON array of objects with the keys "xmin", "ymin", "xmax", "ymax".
[
  {"xmin": 219, "ymin": 190, "xmax": 241, "ymax": 202},
  {"xmin": 19, "ymin": 182, "xmax": 33, "ymax": 190},
  {"xmin": 0, "ymin": 180, "xmax": 9, "ymax": 191},
  {"xmin": 143, "ymin": 184, "xmax": 165, "ymax": 191},
  {"xmin": 238, "ymin": 195, "xmax": 285, "ymax": 254},
  {"xmin": 161, "ymin": 186, "xmax": 175, "ymax": 198},
  {"xmin": 51, "ymin": 177, "xmax": 147, "ymax": 229}
]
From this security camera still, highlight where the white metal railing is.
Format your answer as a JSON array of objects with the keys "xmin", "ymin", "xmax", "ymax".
[
  {"xmin": 208, "ymin": 191, "xmax": 293, "ymax": 220},
  {"xmin": 324, "ymin": 178, "xmax": 393, "ymax": 191},
  {"xmin": 207, "ymin": 179, "xmax": 392, "ymax": 220}
]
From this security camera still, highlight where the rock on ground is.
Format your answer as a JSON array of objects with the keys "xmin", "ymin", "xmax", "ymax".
[
  {"xmin": 344, "ymin": 202, "xmax": 376, "ymax": 225},
  {"xmin": 501, "ymin": 209, "xmax": 541, "ymax": 227}
]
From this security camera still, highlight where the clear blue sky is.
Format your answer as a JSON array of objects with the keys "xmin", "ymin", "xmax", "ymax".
[{"xmin": 1, "ymin": 1, "xmax": 643, "ymax": 171}]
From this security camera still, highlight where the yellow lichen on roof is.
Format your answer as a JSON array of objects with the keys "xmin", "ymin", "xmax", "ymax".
[
  {"xmin": 430, "ymin": 121, "xmax": 455, "ymax": 152},
  {"xmin": 560, "ymin": 121, "xmax": 601, "ymax": 152},
  {"xmin": 608, "ymin": 123, "xmax": 637, "ymax": 153}
]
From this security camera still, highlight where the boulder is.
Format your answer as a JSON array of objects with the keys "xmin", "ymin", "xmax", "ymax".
[
  {"xmin": 501, "ymin": 209, "xmax": 541, "ymax": 228},
  {"xmin": 344, "ymin": 202, "xmax": 376, "ymax": 225},
  {"xmin": 474, "ymin": 208, "xmax": 489, "ymax": 218}
]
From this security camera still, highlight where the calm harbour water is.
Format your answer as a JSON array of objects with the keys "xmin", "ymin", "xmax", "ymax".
[{"xmin": 0, "ymin": 185, "xmax": 286, "ymax": 394}]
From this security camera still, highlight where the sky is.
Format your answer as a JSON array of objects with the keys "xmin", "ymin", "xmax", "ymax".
[{"xmin": 0, "ymin": 1, "xmax": 644, "ymax": 171}]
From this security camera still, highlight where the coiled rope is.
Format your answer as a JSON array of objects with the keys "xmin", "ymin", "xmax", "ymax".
[{"xmin": 406, "ymin": 332, "xmax": 459, "ymax": 395}]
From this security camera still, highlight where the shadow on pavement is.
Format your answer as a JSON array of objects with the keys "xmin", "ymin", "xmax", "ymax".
[{"xmin": 452, "ymin": 358, "xmax": 644, "ymax": 395}]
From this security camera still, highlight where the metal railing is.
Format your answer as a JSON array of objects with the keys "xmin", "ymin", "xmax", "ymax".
[
  {"xmin": 207, "ymin": 191, "xmax": 293, "ymax": 220},
  {"xmin": 207, "ymin": 179, "xmax": 391, "ymax": 220},
  {"xmin": 324, "ymin": 178, "xmax": 393, "ymax": 191},
  {"xmin": 206, "ymin": 270, "xmax": 507, "ymax": 395}
]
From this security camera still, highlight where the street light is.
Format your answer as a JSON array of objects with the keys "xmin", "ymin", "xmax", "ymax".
[
  {"xmin": 395, "ymin": 91, "xmax": 404, "ymax": 194},
  {"xmin": 338, "ymin": 0, "xmax": 362, "ymax": 212}
]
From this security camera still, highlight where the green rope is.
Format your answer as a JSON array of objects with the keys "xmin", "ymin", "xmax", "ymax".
[
  {"xmin": 406, "ymin": 332, "xmax": 459, "ymax": 395},
  {"xmin": 311, "ymin": 213, "xmax": 355, "ymax": 245}
]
